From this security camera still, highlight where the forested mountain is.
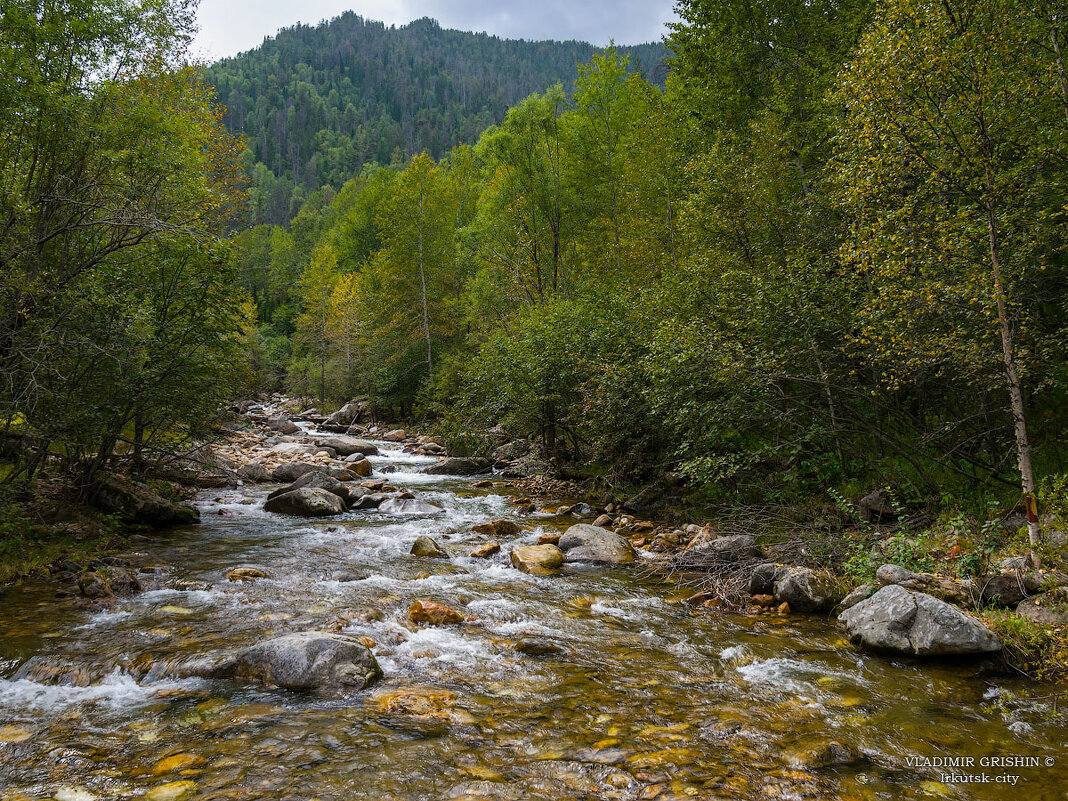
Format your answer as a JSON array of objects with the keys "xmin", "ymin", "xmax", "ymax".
[{"xmin": 205, "ymin": 14, "xmax": 667, "ymax": 223}]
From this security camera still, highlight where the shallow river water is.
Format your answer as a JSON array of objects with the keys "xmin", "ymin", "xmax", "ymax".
[{"xmin": 1, "ymin": 441, "xmax": 1066, "ymax": 800}]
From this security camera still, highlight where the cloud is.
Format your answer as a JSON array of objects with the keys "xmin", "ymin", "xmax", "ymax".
[{"xmin": 191, "ymin": 0, "xmax": 677, "ymax": 61}]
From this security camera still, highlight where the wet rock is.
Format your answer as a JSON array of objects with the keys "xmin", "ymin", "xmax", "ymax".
[
  {"xmin": 271, "ymin": 462, "xmax": 321, "ymax": 483},
  {"xmin": 383, "ymin": 429, "xmax": 407, "ymax": 442},
  {"xmin": 144, "ymin": 780, "xmax": 198, "ymax": 801},
  {"xmin": 263, "ymin": 487, "xmax": 346, "ymax": 517},
  {"xmin": 558, "ymin": 524, "xmax": 635, "ymax": 565},
  {"xmin": 207, "ymin": 632, "xmax": 381, "ymax": 696},
  {"xmin": 267, "ymin": 470, "xmax": 350, "ymax": 505},
  {"xmin": 350, "ymin": 493, "xmax": 386, "ymax": 510},
  {"xmin": 1015, "ymin": 588, "xmax": 1068, "ymax": 625},
  {"xmin": 569, "ymin": 503, "xmax": 595, "ymax": 518},
  {"xmin": 226, "ymin": 566, "xmax": 269, "ymax": 582},
  {"xmin": 977, "ymin": 572, "xmax": 1042, "ymax": 607},
  {"xmin": 78, "ymin": 566, "xmax": 141, "ymax": 598},
  {"xmin": 511, "ymin": 544, "xmax": 565, "ymax": 575},
  {"xmin": 378, "ymin": 498, "xmax": 445, "ymax": 516},
  {"xmin": 348, "ymin": 457, "xmax": 373, "ymax": 477},
  {"xmin": 471, "ymin": 519, "xmax": 521, "ymax": 538},
  {"xmin": 236, "ymin": 462, "xmax": 270, "ymax": 482},
  {"xmin": 750, "ymin": 563, "xmax": 789, "ymax": 596},
  {"xmin": 470, "ymin": 542, "xmax": 501, "ymax": 559},
  {"xmin": 89, "ymin": 473, "xmax": 198, "ymax": 528},
  {"xmin": 838, "ymin": 584, "xmax": 1002, "ymax": 656},
  {"xmin": 800, "ymin": 741, "xmax": 863, "ymax": 769},
  {"xmin": 537, "ymin": 533, "xmax": 561, "ymax": 546},
  {"xmin": 411, "ymin": 536, "xmax": 448, "ymax": 558},
  {"xmin": 593, "ymin": 514, "xmax": 614, "ymax": 528},
  {"xmin": 266, "ymin": 417, "xmax": 300, "ymax": 435},
  {"xmin": 409, "ymin": 600, "xmax": 465, "ymax": 625},
  {"xmin": 774, "ymin": 567, "xmax": 842, "ymax": 613},
  {"xmin": 54, "ymin": 789, "xmax": 99, "ymax": 801},
  {"xmin": 368, "ymin": 686, "xmax": 461, "ymax": 736},
  {"xmin": 493, "ymin": 440, "xmax": 531, "ymax": 461},
  {"xmin": 515, "ymin": 637, "xmax": 565, "ymax": 656},
  {"xmin": 840, "ymin": 583, "xmax": 877, "ymax": 610},
  {"xmin": 313, "ymin": 436, "xmax": 379, "ymax": 457},
  {"xmin": 422, "ymin": 457, "xmax": 492, "ymax": 476},
  {"xmin": 152, "ymin": 753, "xmax": 204, "ymax": 774}
]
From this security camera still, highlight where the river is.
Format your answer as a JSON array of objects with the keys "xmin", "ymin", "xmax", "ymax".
[{"xmin": 1, "ymin": 439, "xmax": 1065, "ymax": 800}]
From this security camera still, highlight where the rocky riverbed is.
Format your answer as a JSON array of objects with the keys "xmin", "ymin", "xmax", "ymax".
[{"xmin": 1, "ymin": 406, "xmax": 1067, "ymax": 800}]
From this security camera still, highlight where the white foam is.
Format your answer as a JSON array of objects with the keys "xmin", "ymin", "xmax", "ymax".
[
  {"xmin": 0, "ymin": 670, "xmax": 201, "ymax": 712},
  {"xmin": 76, "ymin": 610, "xmax": 133, "ymax": 630}
]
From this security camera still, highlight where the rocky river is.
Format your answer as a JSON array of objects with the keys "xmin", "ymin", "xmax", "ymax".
[{"xmin": 1, "ymin": 434, "xmax": 1067, "ymax": 800}]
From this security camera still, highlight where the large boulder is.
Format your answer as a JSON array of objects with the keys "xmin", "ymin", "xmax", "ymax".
[
  {"xmin": 977, "ymin": 572, "xmax": 1043, "ymax": 607},
  {"xmin": 382, "ymin": 429, "xmax": 407, "ymax": 442},
  {"xmin": 558, "ymin": 524, "xmax": 635, "ymax": 565},
  {"xmin": 1015, "ymin": 588, "xmax": 1068, "ymax": 625},
  {"xmin": 838, "ymin": 585, "xmax": 1002, "ymax": 657},
  {"xmin": 750, "ymin": 563, "xmax": 789, "ymax": 596},
  {"xmin": 408, "ymin": 600, "xmax": 465, "ymax": 625},
  {"xmin": 511, "ymin": 544, "xmax": 564, "ymax": 575},
  {"xmin": 471, "ymin": 520, "xmax": 522, "ymax": 538},
  {"xmin": 422, "ymin": 457, "xmax": 492, "ymax": 476},
  {"xmin": 266, "ymin": 417, "xmax": 300, "ymax": 435},
  {"xmin": 774, "ymin": 567, "xmax": 842, "ymax": 613},
  {"xmin": 377, "ymin": 498, "xmax": 445, "ymax": 516},
  {"xmin": 267, "ymin": 470, "xmax": 350, "ymax": 505},
  {"xmin": 264, "ymin": 487, "xmax": 346, "ymax": 517},
  {"xmin": 324, "ymin": 400, "xmax": 365, "ymax": 428},
  {"xmin": 208, "ymin": 632, "xmax": 381, "ymax": 697},
  {"xmin": 236, "ymin": 462, "xmax": 270, "ymax": 482},
  {"xmin": 876, "ymin": 564, "xmax": 976, "ymax": 608},
  {"xmin": 271, "ymin": 462, "xmax": 321, "ymax": 483},
  {"xmin": 313, "ymin": 436, "xmax": 378, "ymax": 457},
  {"xmin": 90, "ymin": 474, "xmax": 199, "ymax": 528}
]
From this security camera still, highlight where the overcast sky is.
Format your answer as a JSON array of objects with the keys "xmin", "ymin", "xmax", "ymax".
[{"xmin": 191, "ymin": 0, "xmax": 679, "ymax": 62}]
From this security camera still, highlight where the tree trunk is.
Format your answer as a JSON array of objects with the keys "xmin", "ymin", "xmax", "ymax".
[
  {"xmin": 986, "ymin": 201, "xmax": 1041, "ymax": 559},
  {"xmin": 417, "ymin": 182, "xmax": 432, "ymax": 376}
]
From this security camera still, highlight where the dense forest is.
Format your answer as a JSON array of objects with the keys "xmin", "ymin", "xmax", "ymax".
[
  {"xmin": 205, "ymin": 14, "xmax": 667, "ymax": 224},
  {"xmin": 234, "ymin": 0, "xmax": 1068, "ymax": 558}
]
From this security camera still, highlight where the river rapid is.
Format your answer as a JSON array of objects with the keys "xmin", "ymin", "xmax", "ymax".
[{"xmin": 1, "ymin": 440, "xmax": 1066, "ymax": 801}]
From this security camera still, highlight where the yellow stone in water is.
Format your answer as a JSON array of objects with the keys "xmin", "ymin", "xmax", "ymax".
[
  {"xmin": 595, "ymin": 738, "xmax": 622, "ymax": 749},
  {"xmin": 919, "ymin": 781, "xmax": 951, "ymax": 797},
  {"xmin": 595, "ymin": 714, "xmax": 612, "ymax": 723},
  {"xmin": 628, "ymin": 748, "xmax": 700, "ymax": 768},
  {"xmin": 147, "ymin": 629, "xmax": 171, "ymax": 637},
  {"xmin": 144, "ymin": 781, "xmax": 197, "ymax": 801},
  {"xmin": 0, "ymin": 726, "xmax": 32, "ymax": 743},
  {"xmin": 53, "ymin": 789, "xmax": 97, "ymax": 801},
  {"xmin": 138, "ymin": 731, "xmax": 161, "ymax": 743},
  {"xmin": 41, "ymin": 632, "xmax": 63, "ymax": 639},
  {"xmin": 461, "ymin": 766, "xmax": 504, "ymax": 781},
  {"xmin": 607, "ymin": 726, "xmax": 622, "ymax": 736},
  {"xmin": 160, "ymin": 606, "xmax": 193, "ymax": 615},
  {"xmin": 152, "ymin": 754, "xmax": 202, "ymax": 774}
]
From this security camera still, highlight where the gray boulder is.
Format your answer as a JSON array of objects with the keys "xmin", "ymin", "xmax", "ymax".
[
  {"xmin": 422, "ymin": 457, "xmax": 492, "ymax": 476},
  {"xmin": 858, "ymin": 489, "xmax": 897, "ymax": 523},
  {"xmin": 377, "ymin": 498, "xmax": 445, "ymax": 516},
  {"xmin": 272, "ymin": 462, "xmax": 321, "ymax": 483},
  {"xmin": 324, "ymin": 400, "xmax": 365, "ymax": 428},
  {"xmin": 838, "ymin": 584, "xmax": 1001, "ymax": 657},
  {"xmin": 264, "ymin": 487, "xmax": 346, "ymax": 517},
  {"xmin": 236, "ymin": 462, "xmax": 270, "ymax": 482},
  {"xmin": 774, "ymin": 567, "xmax": 842, "ymax": 613},
  {"xmin": 313, "ymin": 436, "xmax": 378, "ymax": 457},
  {"xmin": 840, "ymin": 583, "xmax": 877, "ymax": 611},
  {"xmin": 266, "ymin": 417, "xmax": 300, "ymax": 435},
  {"xmin": 750, "ymin": 563, "xmax": 789, "ymax": 596},
  {"xmin": 351, "ymin": 493, "xmax": 386, "ymax": 510},
  {"xmin": 90, "ymin": 473, "xmax": 199, "ymax": 527},
  {"xmin": 558, "ymin": 524, "xmax": 635, "ymax": 565},
  {"xmin": 267, "ymin": 470, "xmax": 350, "ymax": 505},
  {"xmin": 1015, "ymin": 588, "xmax": 1068, "ymax": 625},
  {"xmin": 977, "ymin": 572, "xmax": 1042, "ymax": 607},
  {"xmin": 209, "ymin": 632, "xmax": 381, "ymax": 697}
]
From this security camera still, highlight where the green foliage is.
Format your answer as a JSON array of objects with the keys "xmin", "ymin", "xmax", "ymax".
[{"xmin": 205, "ymin": 14, "xmax": 666, "ymax": 224}]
